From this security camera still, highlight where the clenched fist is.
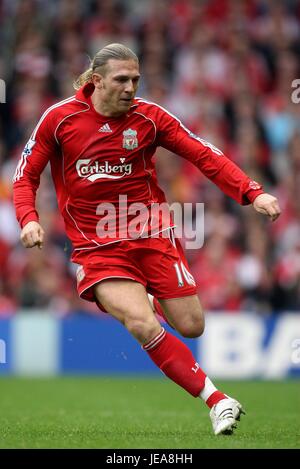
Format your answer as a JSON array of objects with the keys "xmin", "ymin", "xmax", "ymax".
[
  {"xmin": 20, "ymin": 221, "xmax": 45, "ymax": 249},
  {"xmin": 252, "ymin": 193, "xmax": 281, "ymax": 222}
]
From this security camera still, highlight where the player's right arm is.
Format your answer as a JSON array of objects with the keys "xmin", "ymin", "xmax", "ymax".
[
  {"xmin": 13, "ymin": 109, "xmax": 57, "ymax": 249},
  {"xmin": 20, "ymin": 221, "xmax": 45, "ymax": 249}
]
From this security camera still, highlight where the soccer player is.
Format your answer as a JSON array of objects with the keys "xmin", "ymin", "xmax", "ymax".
[{"xmin": 13, "ymin": 43, "xmax": 281, "ymax": 435}]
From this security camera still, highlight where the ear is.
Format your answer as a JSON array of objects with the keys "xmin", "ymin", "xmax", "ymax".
[{"xmin": 92, "ymin": 73, "xmax": 103, "ymax": 89}]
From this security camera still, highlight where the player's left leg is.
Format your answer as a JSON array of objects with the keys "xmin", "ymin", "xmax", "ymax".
[
  {"xmin": 147, "ymin": 293, "xmax": 204, "ymax": 337},
  {"xmin": 159, "ymin": 294, "xmax": 204, "ymax": 338},
  {"xmin": 147, "ymin": 293, "xmax": 175, "ymax": 329}
]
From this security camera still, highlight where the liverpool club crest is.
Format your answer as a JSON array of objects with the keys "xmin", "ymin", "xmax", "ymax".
[{"xmin": 122, "ymin": 128, "xmax": 138, "ymax": 150}]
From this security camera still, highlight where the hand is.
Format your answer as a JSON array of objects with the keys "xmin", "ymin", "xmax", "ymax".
[
  {"xmin": 252, "ymin": 193, "xmax": 281, "ymax": 222},
  {"xmin": 20, "ymin": 221, "xmax": 45, "ymax": 249}
]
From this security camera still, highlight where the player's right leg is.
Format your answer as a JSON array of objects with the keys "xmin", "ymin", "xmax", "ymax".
[
  {"xmin": 131, "ymin": 232, "xmax": 245, "ymax": 435},
  {"xmin": 94, "ymin": 280, "xmax": 209, "ymax": 399},
  {"xmin": 74, "ymin": 240, "xmax": 244, "ymax": 436},
  {"xmin": 148, "ymin": 293, "xmax": 245, "ymax": 434},
  {"xmin": 94, "ymin": 279, "xmax": 244, "ymax": 435},
  {"xmin": 94, "ymin": 279, "xmax": 161, "ymax": 344}
]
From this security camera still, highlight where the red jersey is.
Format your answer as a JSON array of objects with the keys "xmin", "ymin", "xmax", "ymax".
[{"xmin": 13, "ymin": 83, "xmax": 264, "ymax": 253}]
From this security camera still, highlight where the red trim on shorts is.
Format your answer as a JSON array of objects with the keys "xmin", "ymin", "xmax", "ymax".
[{"xmin": 155, "ymin": 290, "xmax": 197, "ymax": 300}]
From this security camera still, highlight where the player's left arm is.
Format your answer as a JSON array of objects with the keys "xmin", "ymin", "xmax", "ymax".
[
  {"xmin": 252, "ymin": 193, "xmax": 281, "ymax": 222},
  {"xmin": 155, "ymin": 107, "xmax": 281, "ymax": 220}
]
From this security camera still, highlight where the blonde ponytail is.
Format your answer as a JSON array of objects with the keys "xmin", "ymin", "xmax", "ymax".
[{"xmin": 73, "ymin": 67, "xmax": 93, "ymax": 90}]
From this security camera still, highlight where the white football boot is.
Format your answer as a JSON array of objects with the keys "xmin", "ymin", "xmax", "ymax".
[{"xmin": 210, "ymin": 397, "xmax": 245, "ymax": 435}]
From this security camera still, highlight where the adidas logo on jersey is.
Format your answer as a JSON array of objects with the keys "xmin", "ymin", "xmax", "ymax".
[{"xmin": 98, "ymin": 123, "xmax": 112, "ymax": 133}]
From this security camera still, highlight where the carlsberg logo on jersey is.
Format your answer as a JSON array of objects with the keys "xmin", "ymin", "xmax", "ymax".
[{"xmin": 76, "ymin": 159, "xmax": 132, "ymax": 181}]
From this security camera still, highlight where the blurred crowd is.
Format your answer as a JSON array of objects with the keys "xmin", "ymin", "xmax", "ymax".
[{"xmin": 0, "ymin": 0, "xmax": 300, "ymax": 316}]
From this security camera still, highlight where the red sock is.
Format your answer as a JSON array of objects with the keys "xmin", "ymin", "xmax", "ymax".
[
  {"xmin": 206, "ymin": 390, "xmax": 227, "ymax": 409},
  {"xmin": 143, "ymin": 328, "xmax": 206, "ymax": 397}
]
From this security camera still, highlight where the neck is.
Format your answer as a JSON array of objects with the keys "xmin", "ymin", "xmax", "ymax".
[{"xmin": 91, "ymin": 91, "xmax": 123, "ymax": 117}]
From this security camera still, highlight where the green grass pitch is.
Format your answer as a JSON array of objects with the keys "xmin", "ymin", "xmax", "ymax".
[{"xmin": 0, "ymin": 377, "xmax": 299, "ymax": 448}]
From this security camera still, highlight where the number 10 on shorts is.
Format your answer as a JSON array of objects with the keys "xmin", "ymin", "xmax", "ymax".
[{"xmin": 174, "ymin": 262, "xmax": 196, "ymax": 287}]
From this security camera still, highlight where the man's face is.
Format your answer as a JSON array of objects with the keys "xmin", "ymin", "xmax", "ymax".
[{"xmin": 94, "ymin": 59, "xmax": 140, "ymax": 117}]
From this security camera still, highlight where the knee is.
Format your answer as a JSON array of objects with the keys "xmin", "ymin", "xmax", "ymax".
[
  {"xmin": 125, "ymin": 315, "xmax": 159, "ymax": 343},
  {"xmin": 178, "ymin": 317, "xmax": 205, "ymax": 338}
]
